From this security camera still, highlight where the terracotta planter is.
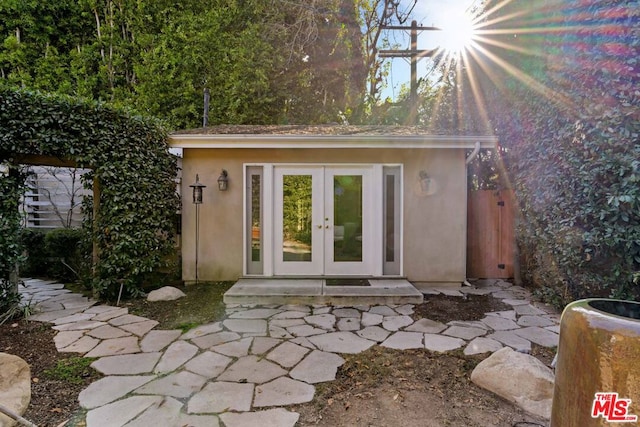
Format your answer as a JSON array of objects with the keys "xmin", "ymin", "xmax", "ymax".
[{"xmin": 551, "ymin": 299, "xmax": 640, "ymax": 426}]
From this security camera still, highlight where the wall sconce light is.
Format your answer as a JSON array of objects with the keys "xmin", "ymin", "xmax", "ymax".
[
  {"xmin": 217, "ymin": 170, "xmax": 229, "ymax": 191},
  {"xmin": 419, "ymin": 170, "xmax": 431, "ymax": 193},
  {"xmin": 190, "ymin": 174, "xmax": 206, "ymax": 204}
]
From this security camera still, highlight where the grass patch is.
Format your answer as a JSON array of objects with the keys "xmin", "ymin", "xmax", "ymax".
[
  {"xmin": 44, "ymin": 357, "xmax": 97, "ymax": 384},
  {"xmin": 126, "ymin": 281, "xmax": 234, "ymax": 330}
]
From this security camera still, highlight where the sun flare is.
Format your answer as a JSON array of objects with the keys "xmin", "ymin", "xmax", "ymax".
[{"xmin": 439, "ymin": 9, "xmax": 478, "ymax": 55}]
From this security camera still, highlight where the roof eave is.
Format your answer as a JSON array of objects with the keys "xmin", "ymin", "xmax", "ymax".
[{"xmin": 168, "ymin": 134, "xmax": 498, "ymax": 149}]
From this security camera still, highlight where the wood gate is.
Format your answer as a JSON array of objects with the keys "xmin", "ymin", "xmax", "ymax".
[{"xmin": 467, "ymin": 189, "xmax": 515, "ymax": 279}]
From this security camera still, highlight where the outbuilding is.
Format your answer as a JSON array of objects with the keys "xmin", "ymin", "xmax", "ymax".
[{"xmin": 169, "ymin": 125, "xmax": 496, "ymax": 292}]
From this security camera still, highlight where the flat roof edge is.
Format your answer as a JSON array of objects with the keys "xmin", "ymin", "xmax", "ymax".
[{"xmin": 169, "ymin": 134, "xmax": 498, "ymax": 149}]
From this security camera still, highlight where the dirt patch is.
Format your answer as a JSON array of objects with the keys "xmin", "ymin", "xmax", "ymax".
[
  {"xmin": 413, "ymin": 293, "xmax": 512, "ymax": 323},
  {"xmin": 0, "ymin": 320, "xmax": 101, "ymax": 427},
  {"xmin": 294, "ymin": 346, "xmax": 550, "ymax": 427},
  {"xmin": 294, "ymin": 294, "xmax": 552, "ymax": 427}
]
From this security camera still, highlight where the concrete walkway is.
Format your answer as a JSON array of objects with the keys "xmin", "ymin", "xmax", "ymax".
[{"xmin": 19, "ymin": 278, "xmax": 560, "ymax": 427}]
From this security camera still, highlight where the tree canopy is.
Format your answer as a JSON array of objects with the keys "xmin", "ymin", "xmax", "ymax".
[{"xmin": 0, "ymin": 0, "xmax": 367, "ymax": 128}]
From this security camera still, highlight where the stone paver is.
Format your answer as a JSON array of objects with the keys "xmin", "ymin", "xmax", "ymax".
[
  {"xmin": 514, "ymin": 326, "xmax": 559, "ymax": 348},
  {"xmin": 91, "ymin": 353, "xmax": 162, "ymax": 375},
  {"xmin": 486, "ymin": 331, "xmax": 532, "ymax": 353},
  {"xmin": 180, "ymin": 323, "xmax": 223, "ymax": 340},
  {"xmin": 289, "ymin": 350, "xmax": 345, "ymax": 384},
  {"xmin": 109, "ymin": 314, "xmax": 149, "ymax": 326},
  {"xmin": 308, "ymin": 331, "xmax": 375, "ymax": 354},
  {"xmin": 442, "ymin": 325, "xmax": 487, "ymax": 340},
  {"xmin": 218, "ymin": 408, "xmax": 299, "ymax": 427},
  {"xmin": 514, "ymin": 304, "xmax": 547, "ymax": 316},
  {"xmin": 229, "ymin": 308, "xmax": 282, "ymax": 319},
  {"xmin": 223, "ymin": 318, "xmax": 268, "ymax": 334},
  {"xmin": 253, "ymin": 377, "xmax": 315, "ymax": 407},
  {"xmin": 217, "ymin": 355, "xmax": 287, "ymax": 384},
  {"xmin": 135, "ymin": 371, "xmax": 207, "ymax": 398},
  {"xmin": 423, "ymin": 333, "xmax": 466, "ymax": 352},
  {"xmin": 266, "ymin": 341, "xmax": 310, "ymax": 368},
  {"xmin": 85, "ymin": 336, "xmax": 140, "ymax": 357},
  {"xmin": 140, "ymin": 330, "xmax": 182, "ymax": 352},
  {"xmin": 210, "ymin": 337, "xmax": 253, "ymax": 357},
  {"xmin": 87, "ymin": 325, "xmax": 132, "ymax": 340},
  {"xmin": 405, "ymin": 318, "xmax": 446, "ymax": 333},
  {"xmin": 86, "ymin": 395, "xmax": 163, "ymax": 427},
  {"xmin": 381, "ymin": 331, "xmax": 424, "ymax": 349},
  {"xmin": 80, "ymin": 376, "xmax": 155, "ymax": 409},
  {"xmin": 481, "ymin": 315, "xmax": 520, "ymax": 331},
  {"xmin": 361, "ymin": 312, "xmax": 383, "ymax": 327},
  {"xmin": 381, "ymin": 315, "xmax": 414, "ymax": 331},
  {"xmin": 251, "ymin": 337, "xmax": 282, "ymax": 355},
  {"xmin": 356, "ymin": 325, "xmax": 391, "ymax": 342},
  {"xmin": 154, "ymin": 340, "xmax": 199, "ymax": 373},
  {"xmin": 304, "ymin": 313, "xmax": 336, "ymax": 330},
  {"xmin": 21, "ymin": 278, "xmax": 561, "ymax": 427},
  {"xmin": 464, "ymin": 337, "xmax": 503, "ymax": 355},
  {"xmin": 119, "ymin": 319, "xmax": 159, "ymax": 337},
  {"xmin": 60, "ymin": 335, "xmax": 100, "ymax": 353},
  {"xmin": 337, "ymin": 317, "xmax": 361, "ymax": 331},
  {"xmin": 184, "ymin": 351, "xmax": 232, "ymax": 379},
  {"xmin": 191, "ymin": 331, "xmax": 241, "ymax": 349},
  {"xmin": 54, "ymin": 330, "xmax": 85, "ymax": 350},
  {"xmin": 188, "ymin": 381, "xmax": 254, "ymax": 413}
]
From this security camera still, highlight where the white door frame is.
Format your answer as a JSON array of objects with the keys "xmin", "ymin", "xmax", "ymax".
[
  {"xmin": 272, "ymin": 165, "xmax": 381, "ymax": 276},
  {"xmin": 243, "ymin": 163, "xmax": 389, "ymax": 277}
]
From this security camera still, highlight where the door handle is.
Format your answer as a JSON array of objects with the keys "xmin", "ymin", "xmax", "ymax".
[
  {"xmin": 325, "ymin": 225, "xmax": 330, "ymax": 229},
  {"xmin": 317, "ymin": 225, "xmax": 322, "ymax": 229}
]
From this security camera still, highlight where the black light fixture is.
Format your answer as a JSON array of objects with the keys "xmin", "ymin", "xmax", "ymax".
[
  {"xmin": 190, "ymin": 174, "xmax": 206, "ymax": 204},
  {"xmin": 217, "ymin": 170, "xmax": 229, "ymax": 191},
  {"xmin": 189, "ymin": 174, "xmax": 206, "ymax": 284}
]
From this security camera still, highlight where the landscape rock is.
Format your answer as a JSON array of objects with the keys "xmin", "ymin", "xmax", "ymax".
[
  {"xmin": 0, "ymin": 353, "xmax": 31, "ymax": 427},
  {"xmin": 147, "ymin": 286, "xmax": 186, "ymax": 302},
  {"xmin": 470, "ymin": 347, "xmax": 554, "ymax": 419}
]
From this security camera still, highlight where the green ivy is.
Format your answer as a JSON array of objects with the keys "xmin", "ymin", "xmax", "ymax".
[
  {"xmin": 486, "ymin": 0, "xmax": 639, "ymax": 304},
  {"xmin": 0, "ymin": 87, "xmax": 179, "ymax": 298}
]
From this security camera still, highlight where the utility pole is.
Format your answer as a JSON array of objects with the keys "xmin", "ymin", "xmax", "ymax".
[{"xmin": 379, "ymin": 21, "xmax": 440, "ymax": 124}]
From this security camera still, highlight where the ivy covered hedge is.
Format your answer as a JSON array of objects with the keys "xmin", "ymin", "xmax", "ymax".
[
  {"xmin": 486, "ymin": 0, "xmax": 639, "ymax": 304},
  {"xmin": 0, "ymin": 87, "xmax": 179, "ymax": 298}
]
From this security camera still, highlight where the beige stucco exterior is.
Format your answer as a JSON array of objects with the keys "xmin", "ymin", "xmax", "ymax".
[{"xmin": 172, "ymin": 133, "xmax": 489, "ymax": 285}]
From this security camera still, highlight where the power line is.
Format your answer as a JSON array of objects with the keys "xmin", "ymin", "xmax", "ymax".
[{"xmin": 379, "ymin": 21, "xmax": 441, "ymax": 124}]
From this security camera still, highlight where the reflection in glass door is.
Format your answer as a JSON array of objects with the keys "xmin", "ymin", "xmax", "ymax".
[
  {"xmin": 332, "ymin": 175, "xmax": 363, "ymax": 262},
  {"xmin": 325, "ymin": 167, "xmax": 372, "ymax": 275},
  {"xmin": 274, "ymin": 168, "xmax": 323, "ymax": 275},
  {"xmin": 282, "ymin": 175, "xmax": 313, "ymax": 262},
  {"xmin": 274, "ymin": 166, "xmax": 373, "ymax": 276}
]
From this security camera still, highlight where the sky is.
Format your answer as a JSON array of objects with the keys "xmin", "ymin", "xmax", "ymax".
[{"xmin": 381, "ymin": 0, "xmax": 480, "ymax": 100}]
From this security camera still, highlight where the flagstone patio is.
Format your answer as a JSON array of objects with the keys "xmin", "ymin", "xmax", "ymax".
[{"xmin": 19, "ymin": 278, "xmax": 560, "ymax": 427}]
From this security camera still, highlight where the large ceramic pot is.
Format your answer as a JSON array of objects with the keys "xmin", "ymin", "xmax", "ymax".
[{"xmin": 551, "ymin": 299, "xmax": 640, "ymax": 426}]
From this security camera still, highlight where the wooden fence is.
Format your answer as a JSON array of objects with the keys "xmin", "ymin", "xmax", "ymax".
[{"xmin": 467, "ymin": 189, "xmax": 516, "ymax": 279}]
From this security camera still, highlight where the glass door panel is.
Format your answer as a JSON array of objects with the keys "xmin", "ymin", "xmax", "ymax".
[
  {"xmin": 273, "ymin": 167, "xmax": 323, "ymax": 275},
  {"xmin": 333, "ymin": 175, "xmax": 363, "ymax": 262},
  {"xmin": 282, "ymin": 175, "xmax": 313, "ymax": 262},
  {"xmin": 325, "ymin": 167, "xmax": 372, "ymax": 275}
]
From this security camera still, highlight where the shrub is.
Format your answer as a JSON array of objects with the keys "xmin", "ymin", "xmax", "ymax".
[
  {"xmin": 44, "ymin": 228, "xmax": 87, "ymax": 282},
  {"xmin": 19, "ymin": 228, "xmax": 48, "ymax": 277}
]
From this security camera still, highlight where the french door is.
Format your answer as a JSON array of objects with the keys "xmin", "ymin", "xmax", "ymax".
[{"xmin": 273, "ymin": 166, "xmax": 374, "ymax": 275}]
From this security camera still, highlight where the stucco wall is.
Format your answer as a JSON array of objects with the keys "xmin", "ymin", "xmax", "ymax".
[{"xmin": 180, "ymin": 147, "xmax": 467, "ymax": 283}]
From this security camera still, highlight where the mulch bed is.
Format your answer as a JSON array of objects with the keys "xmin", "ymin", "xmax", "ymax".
[{"xmin": 1, "ymin": 320, "xmax": 101, "ymax": 427}]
